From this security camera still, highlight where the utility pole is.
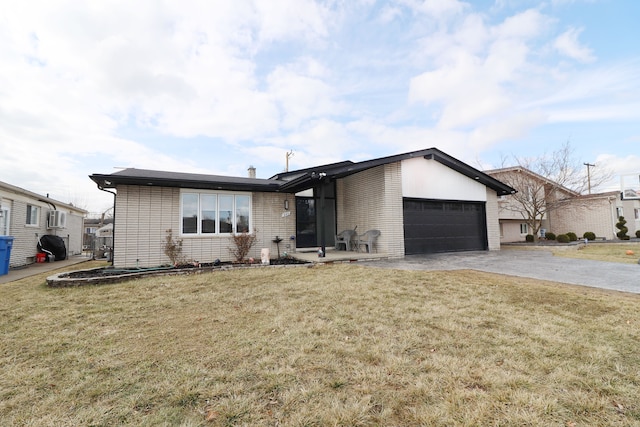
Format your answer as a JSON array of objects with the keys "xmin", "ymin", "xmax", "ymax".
[
  {"xmin": 285, "ymin": 150, "xmax": 294, "ymax": 172},
  {"xmin": 584, "ymin": 162, "xmax": 595, "ymax": 194}
]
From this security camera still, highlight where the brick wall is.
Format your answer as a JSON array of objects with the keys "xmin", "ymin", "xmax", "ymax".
[
  {"xmin": 485, "ymin": 189, "xmax": 501, "ymax": 250},
  {"xmin": 336, "ymin": 163, "xmax": 404, "ymax": 257},
  {"xmin": 113, "ymin": 186, "xmax": 295, "ymax": 267},
  {"xmin": 547, "ymin": 196, "xmax": 617, "ymax": 240}
]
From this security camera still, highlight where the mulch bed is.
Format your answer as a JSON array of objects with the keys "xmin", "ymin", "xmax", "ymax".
[{"xmin": 51, "ymin": 257, "xmax": 310, "ymax": 284}]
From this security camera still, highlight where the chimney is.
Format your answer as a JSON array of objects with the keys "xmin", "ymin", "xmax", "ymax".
[{"xmin": 248, "ymin": 166, "xmax": 256, "ymax": 179}]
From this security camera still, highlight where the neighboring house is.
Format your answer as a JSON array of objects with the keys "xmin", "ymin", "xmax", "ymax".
[
  {"xmin": 548, "ymin": 191, "xmax": 640, "ymax": 240},
  {"xmin": 94, "ymin": 223, "xmax": 114, "ymax": 257},
  {"xmin": 89, "ymin": 148, "xmax": 516, "ymax": 268},
  {"xmin": 83, "ymin": 217, "xmax": 114, "ymax": 250},
  {"xmin": 487, "ymin": 167, "xmax": 640, "ymax": 241},
  {"xmin": 0, "ymin": 180, "xmax": 87, "ymax": 267},
  {"xmin": 487, "ymin": 167, "xmax": 578, "ymax": 242}
]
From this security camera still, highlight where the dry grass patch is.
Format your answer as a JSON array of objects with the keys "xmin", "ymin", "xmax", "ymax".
[
  {"xmin": 552, "ymin": 242, "xmax": 640, "ymax": 264},
  {"xmin": 1, "ymin": 264, "xmax": 639, "ymax": 426}
]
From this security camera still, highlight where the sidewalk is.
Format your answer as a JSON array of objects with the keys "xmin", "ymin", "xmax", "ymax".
[{"xmin": 0, "ymin": 254, "xmax": 97, "ymax": 284}]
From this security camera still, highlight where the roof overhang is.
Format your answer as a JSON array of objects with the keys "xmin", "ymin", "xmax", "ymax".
[
  {"xmin": 89, "ymin": 169, "xmax": 284, "ymax": 193},
  {"xmin": 89, "ymin": 148, "xmax": 517, "ymax": 197},
  {"xmin": 275, "ymin": 148, "xmax": 517, "ymax": 196}
]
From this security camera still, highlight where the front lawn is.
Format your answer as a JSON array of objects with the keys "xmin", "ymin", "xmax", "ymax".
[
  {"xmin": 1, "ymin": 263, "xmax": 639, "ymax": 426},
  {"xmin": 552, "ymin": 242, "xmax": 640, "ymax": 264}
]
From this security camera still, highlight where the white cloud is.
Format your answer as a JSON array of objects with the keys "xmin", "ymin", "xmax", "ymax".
[
  {"xmin": 554, "ymin": 27, "xmax": 596, "ymax": 63},
  {"xmin": 378, "ymin": 5, "xmax": 402, "ymax": 24},
  {"xmin": 492, "ymin": 8, "xmax": 549, "ymax": 39},
  {"xmin": 404, "ymin": 0, "xmax": 468, "ymax": 20},
  {"xmin": 467, "ymin": 112, "xmax": 546, "ymax": 150},
  {"xmin": 254, "ymin": 0, "xmax": 332, "ymax": 46},
  {"xmin": 267, "ymin": 58, "xmax": 343, "ymax": 130},
  {"xmin": 594, "ymin": 153, "xmax": 640, "ymax": 192},
  {"xmin": 408, "ymin": 8, "xmax": 554, "ymax": 130},
  {"xmin": 1, "ymin": 0, "xmax": 638, "ymax": 213}
]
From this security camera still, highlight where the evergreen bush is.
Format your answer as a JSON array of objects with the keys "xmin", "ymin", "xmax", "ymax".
[
  {"xmin": 545, "ymin": 232, "xmax": 556, "ymax": 241},
  {"xmin": 566, "ymin": 232, "xmax": 578, "ymax": 241},
  {"xmin": 583, "ymin": 231, "xmax": 596, "ymax": 241},
  {"xmin": 636, "ymin": 230, "xmax": 640, "ymax": 238},
  {"xmin": 525, "ymin": 234, "xmax": 534, "ymax": 242},
  {"xmin": 556, "ymin": 234, "xmax": 570, "ymax": 243},
  {"xmin": 616, "ymin": 216, "xmax": 630, "ymax": 240}
]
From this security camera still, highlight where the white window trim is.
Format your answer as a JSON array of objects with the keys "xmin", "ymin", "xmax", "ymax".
[
  {"xmin": 0, "ymin": 205, "xmax": 9, "ymax": 235},
  {"xmin": 519, "ymin": 223, "xmax": 528, "ymax": 235},
  {"xmin": 180, "ymin": 190, "xmax": 252, "ymax": 236},
  {"xmin": 26, "ymin": 204, "xmax": 40, "ymax": 227}
]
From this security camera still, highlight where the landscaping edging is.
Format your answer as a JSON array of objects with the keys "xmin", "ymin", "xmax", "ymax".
[{"xmin": 46, "ymin": 261, "xmax": 313, "ymax": 287}]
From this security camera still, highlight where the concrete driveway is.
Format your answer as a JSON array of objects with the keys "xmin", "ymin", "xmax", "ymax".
[{"xmin": 362, "ymin": 249, "xmax": 640, "ymax": 294}]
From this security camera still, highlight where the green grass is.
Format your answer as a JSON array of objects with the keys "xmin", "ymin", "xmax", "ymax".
[{"xmin": 1, "ymin": 262, "xmax": 640, "ymax": 426}]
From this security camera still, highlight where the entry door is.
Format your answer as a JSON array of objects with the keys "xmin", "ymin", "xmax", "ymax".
[{"xmin": 295, "ymin": 197, "xmax": 336, "ymax": 248}]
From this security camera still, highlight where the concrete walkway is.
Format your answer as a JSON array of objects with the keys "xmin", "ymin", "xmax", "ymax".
[
  {"xmin": 0, "ymin": 255, "xmax": 95, "ymax": 284},
  {"xmin": 361, "ymin": 249, "xmax": 640, "ymax": 294}
]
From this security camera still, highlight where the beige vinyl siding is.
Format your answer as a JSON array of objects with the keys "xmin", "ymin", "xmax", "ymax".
[
  {"xmin": 113, "ymin": 185, "xmax": 295, "ymax": 268},
  {"xmin": 6, "ymin": 199, "xmax": 42, "ymax": 266},
  {"xmin": 49, "ymin": 212, "xmax": 84, "ymax": 257},
  {"xmin": 336, "ymin": 163, "xmax": 404, "ymax": 257},
  {"xmin": 114, "ymin": 186, "xmax": 180, "ymax": 267},
  {"xmin": 1, "ymin": 195, "xmax": 85, "ymax": 267},
  {"xmin": 499, "ymin": 220, "xmax": 529, "ymax": 243}
]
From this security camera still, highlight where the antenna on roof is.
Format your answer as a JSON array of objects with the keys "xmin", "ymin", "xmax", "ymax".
[{"xmin": 285, "ymin": 150, "xmax": 294, "ymax": 172}]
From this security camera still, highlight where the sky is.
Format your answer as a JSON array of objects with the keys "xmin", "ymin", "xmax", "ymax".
[{"xmin": 1, "ymin": 0, "xmax": 639, "ymax": 215}]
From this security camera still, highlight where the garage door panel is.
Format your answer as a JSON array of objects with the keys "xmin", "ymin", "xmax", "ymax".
[{"xmin": 403, "ymin": 198, "xmax": 487, "ymax": 254}]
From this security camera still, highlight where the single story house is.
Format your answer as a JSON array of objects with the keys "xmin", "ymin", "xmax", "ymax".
[
  {"xmin": 0, "ymin": 180, "xmax": 87, "ymax": 268},
  {"xmin": 89, "ymin": 148, "xmax": 516, "ymax": 268}
]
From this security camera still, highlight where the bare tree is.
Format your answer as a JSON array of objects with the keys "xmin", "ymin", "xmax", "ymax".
[{"xmin": 493, "ymin": 142, "xmax": 613, "ymax": 241}]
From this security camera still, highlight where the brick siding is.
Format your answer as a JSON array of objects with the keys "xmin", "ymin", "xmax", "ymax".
[{"xmin": 113, "ymin": 186, "xmax": 295, "ymax": 267}]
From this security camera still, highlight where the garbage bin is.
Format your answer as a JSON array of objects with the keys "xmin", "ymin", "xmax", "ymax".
[{"xmin": 0, "ymin": 236, "xmax": 14, "ymax": 276}]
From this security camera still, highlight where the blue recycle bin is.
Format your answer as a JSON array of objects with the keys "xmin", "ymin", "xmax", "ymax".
[{"xmin": 0, "ymin": 236, "xmax": 14, "ymax": 276}]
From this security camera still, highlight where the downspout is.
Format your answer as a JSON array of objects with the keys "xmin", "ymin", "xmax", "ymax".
[
  {"xmin": 97, "ymin": 185, "xmax": 116, "ymax": 266},
  {"xmin": 609, "ymin": 196, "xmax": 616, "ymax": 239}
]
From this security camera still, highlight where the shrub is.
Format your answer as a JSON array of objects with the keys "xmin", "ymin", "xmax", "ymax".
[
  {"xmin": 164, "ymin": 229, "xmax": 185, "ymax": 266},
  {"xmin": 566, "ymin": 232, "xmax": 578, "ymax": 241},
  {"xmin": 636, "ymin": 230, "xmax": 640, "ymax": 238},
  {"xmin": 616, "ymin": 216, "xmax": 630, "ymax": 240},
  {"xmin": 525, "ymin": 234, "xmax": 534, "ymax": 242},
  {"xmin": 582, "ymin": 232, "xmax": 595, "ymax": 241},
  {"xmin": 229, "ymin": 230, "xmax": 258, "ymax": 262},
  {"xmin": 545, "ymin": 232, "xmax": 556, "ymax": 241},
  {"xmin": 556, "ymin": 234, "xmax": 570, "ymax": 243}
]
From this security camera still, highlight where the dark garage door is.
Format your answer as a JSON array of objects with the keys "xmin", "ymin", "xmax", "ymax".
[{"xmin": 403, "ymin": 198, "xmax": 487, "ymax": 254}]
